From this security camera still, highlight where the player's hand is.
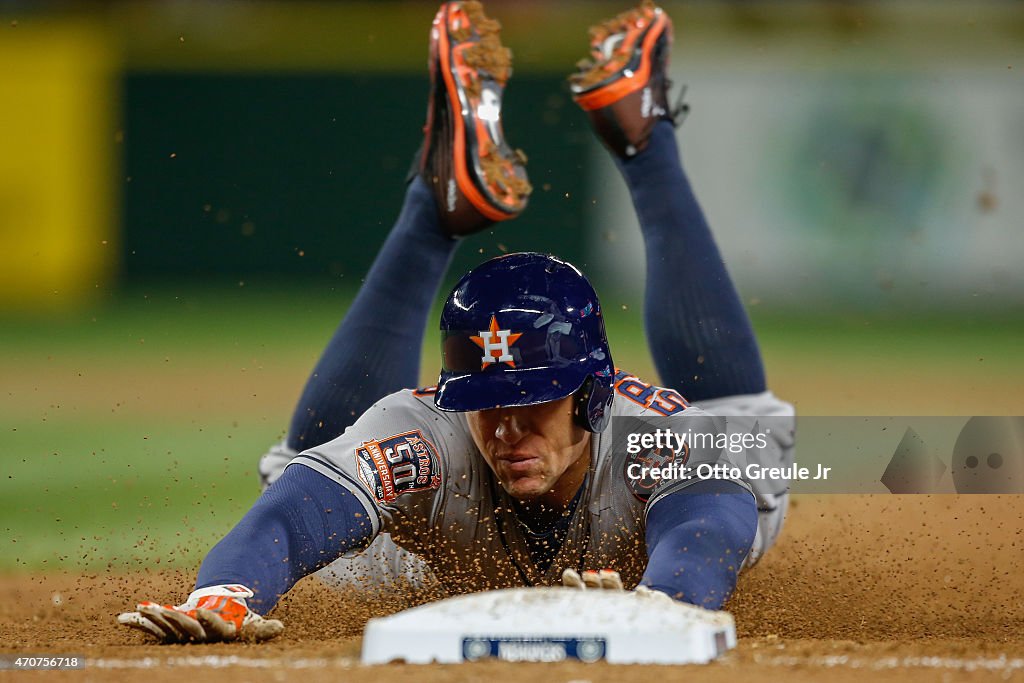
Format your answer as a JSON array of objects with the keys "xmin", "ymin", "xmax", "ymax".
[
  {"xmin": 562, "ymin": 568, "xmax": 673, "ymax": 603},
  {"xmin": 117, "ymin": 584, "xmax": 284, "ymax": 644},
  {"xmin": 561, "ymin": 568, "xmax": 624, "ymax": 590}
]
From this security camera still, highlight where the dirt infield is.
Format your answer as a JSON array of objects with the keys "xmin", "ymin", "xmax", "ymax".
[{"xmin": 3, "ymin": 495, "xmax": 1023, "ymax": 681}]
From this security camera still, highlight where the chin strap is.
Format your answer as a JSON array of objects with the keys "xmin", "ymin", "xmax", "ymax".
[{"xmin": 573, "ymin": 376, "xmax": 597, "ymax": 431}]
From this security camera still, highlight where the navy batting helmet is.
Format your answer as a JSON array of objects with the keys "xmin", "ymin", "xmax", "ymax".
[{"xmin": 435, "ymin": 252, "xmax": 615, "ymax": 432}]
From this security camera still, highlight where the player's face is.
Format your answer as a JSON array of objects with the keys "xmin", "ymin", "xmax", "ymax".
[{"xmin": 466, "ymin": 396, "xmax": 591, "ymax": 504}]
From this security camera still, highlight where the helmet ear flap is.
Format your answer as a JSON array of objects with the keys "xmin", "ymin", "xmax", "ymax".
[{"xmin": 573, "ymin": 375, "xmax": 614, "ymax": 433}]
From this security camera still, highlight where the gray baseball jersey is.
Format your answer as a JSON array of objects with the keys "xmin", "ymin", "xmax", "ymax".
[{"xmin": 285, "ymin": 370, "xmax": 794, "ymax": 593}]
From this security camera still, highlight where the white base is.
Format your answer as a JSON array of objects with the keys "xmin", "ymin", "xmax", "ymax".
[{"xmin": 361, "ymin": 587, "xmax": 736, "ymax": 665}]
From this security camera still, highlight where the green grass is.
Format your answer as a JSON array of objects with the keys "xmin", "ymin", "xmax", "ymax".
[
  {"xmin": 3, "ymin": 420, "xmax": 261, "ymax": 570},
  {"xmin": 2, "ymin": 283, "xmax": 1022, "ymax": 572},
  {"xmin": 5, "ymin": 282, "xmax": 1020, "ymax": 368}
]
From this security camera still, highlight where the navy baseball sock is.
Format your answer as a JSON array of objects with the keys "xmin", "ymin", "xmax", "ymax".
[
  {"xmin": 616, "ymin": 120, "xmax": 766, "ymax": 401},
  {"xmin": 287, "ymin": 177, "xmax": 457, "ymax": 450}
]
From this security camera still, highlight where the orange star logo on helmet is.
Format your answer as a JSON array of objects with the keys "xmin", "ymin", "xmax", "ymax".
[{"xmin": 470, "ymin": 315, "xmax": 523, "ymax": 369}]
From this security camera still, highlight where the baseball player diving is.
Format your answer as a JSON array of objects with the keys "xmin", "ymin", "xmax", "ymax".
[{"xmin": 119, "ymin": 0, "xmax": 795, "ymax": 643}]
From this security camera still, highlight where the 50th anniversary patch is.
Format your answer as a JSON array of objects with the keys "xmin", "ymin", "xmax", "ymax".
[{"xmin": 355, "ymin": 430, "xmax": 442, "ymax": 504}]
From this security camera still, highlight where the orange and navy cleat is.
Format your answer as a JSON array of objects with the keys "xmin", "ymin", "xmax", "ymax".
[
  {"xmin": 569, "ymin": 1, "xmax": 686, "ymax": 158},
  {"xmin": 418, "ymin": 1, "xmax": 531, "ymax": 237}
]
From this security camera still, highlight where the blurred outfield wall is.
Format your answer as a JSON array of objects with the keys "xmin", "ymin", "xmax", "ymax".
[
  {"xmin": 587, "ymin": 2, "xmax": 1024, "ymax": 312},
  {"xmin": 0, "ymin": 20, "xmax": 116, "ymax": 310},
  {"xmin": 0, "ymin": 1, "xmax": 1021, "ymax": 312}
]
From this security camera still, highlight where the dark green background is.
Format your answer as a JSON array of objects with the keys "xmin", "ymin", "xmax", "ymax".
[{"xmin": 121, "ymin": 73, "xmax": 593, "ymax": 285}]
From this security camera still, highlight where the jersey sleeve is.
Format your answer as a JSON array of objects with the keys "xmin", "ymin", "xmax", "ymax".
[
  {"xmin": 646, "ymin": 391, "xmax": 795, "ymax": 510},
  {"xmin": 694, "ymin": 390, "xmax": 796, "ymax": 503},
  {"xmin": 640, "ymin": 404, "xmax": 749, "ymax": 510},
  {"xmin": 284, "ymin": 388, "xmax": 463, "ymax": 541}
]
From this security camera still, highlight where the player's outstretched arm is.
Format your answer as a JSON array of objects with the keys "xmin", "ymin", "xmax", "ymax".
[
  {"xmin": 641, "ymin": 479, "xmax": 758, "ymax": 610},
  {"xmin": 118, "ymin": 465, "xmax": 375, "ymax": 643}
]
